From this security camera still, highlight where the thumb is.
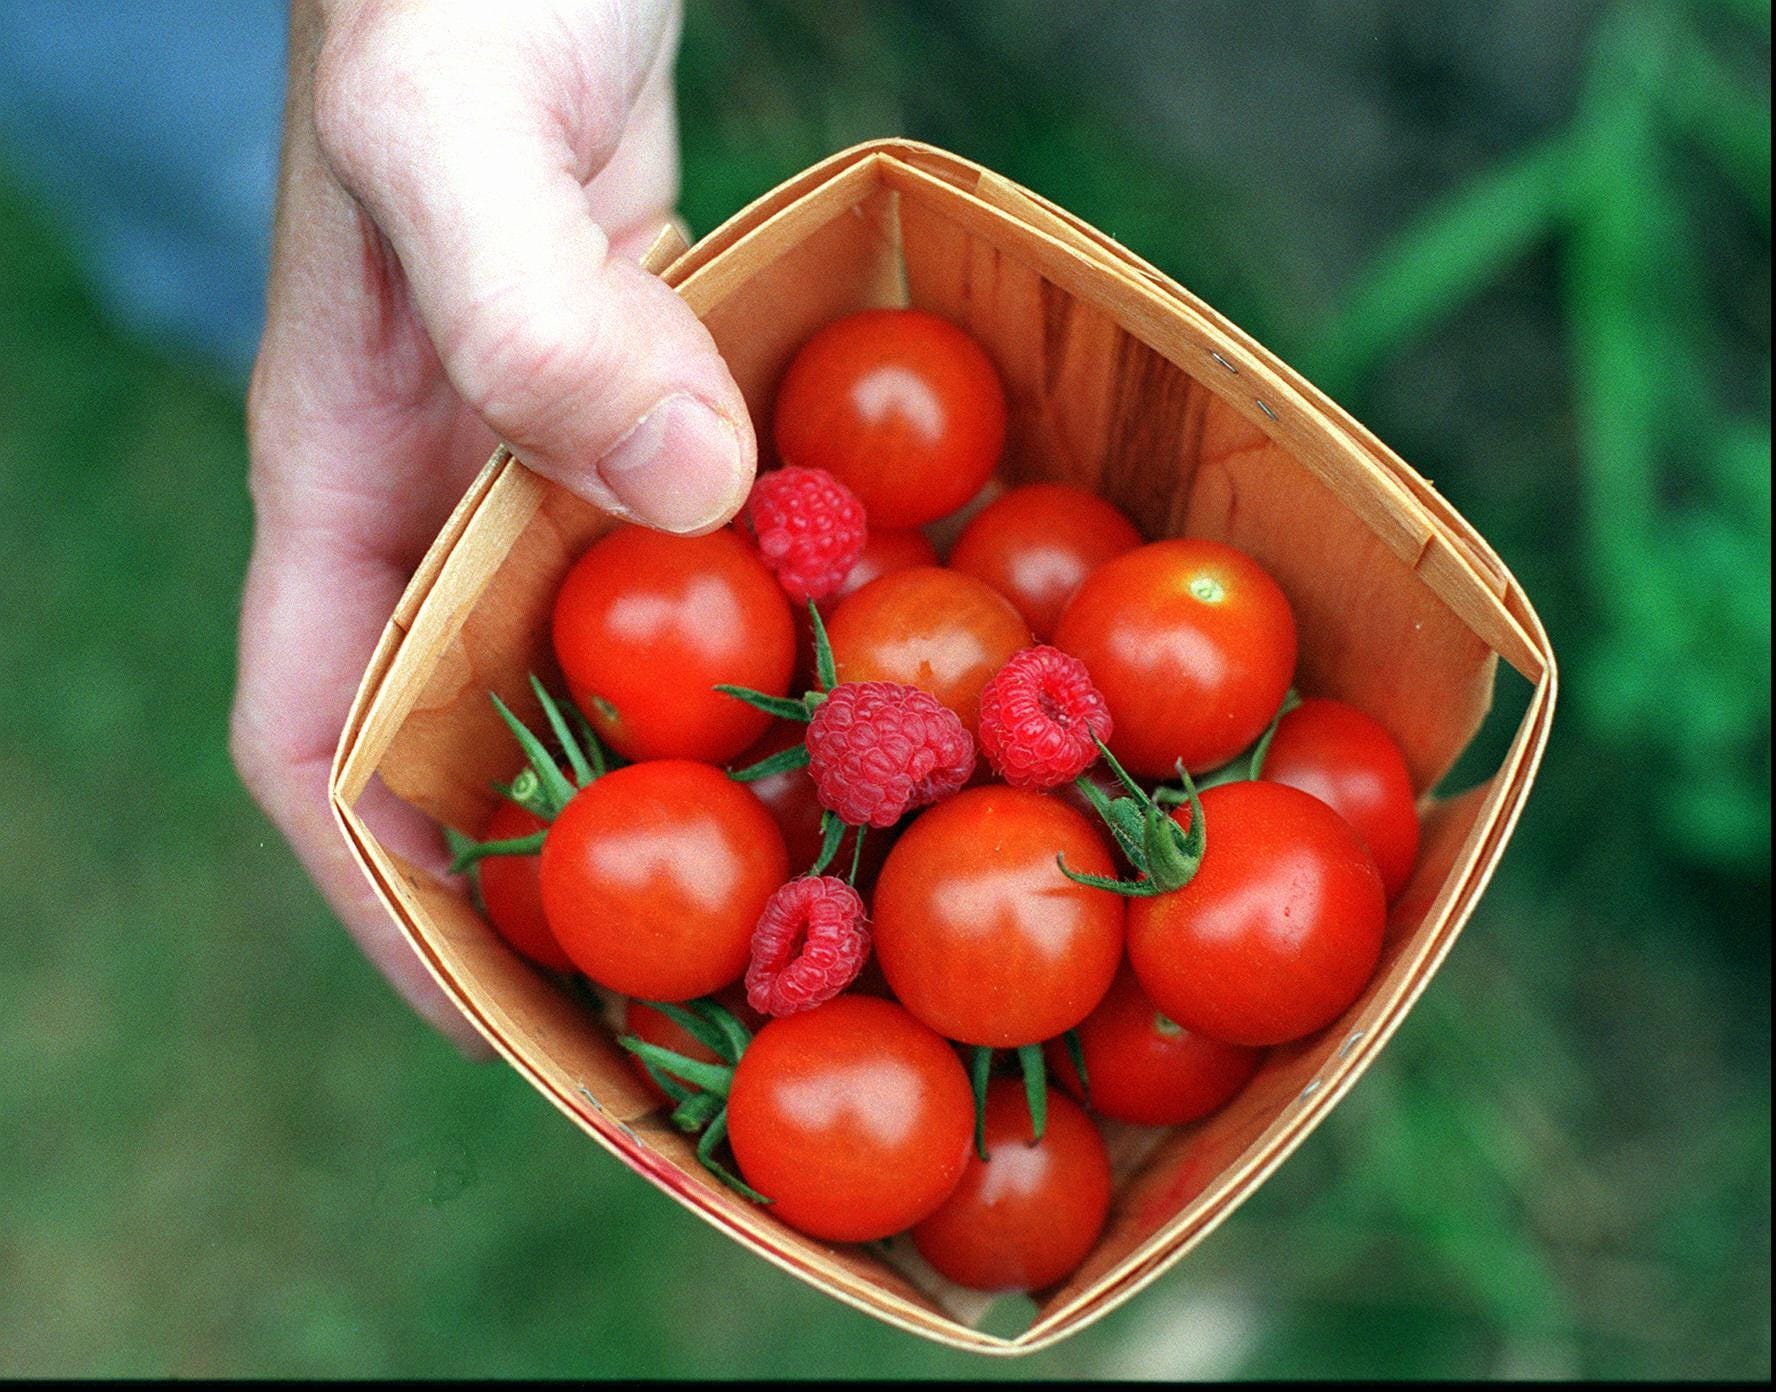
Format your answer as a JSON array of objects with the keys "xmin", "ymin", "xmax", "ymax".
[
  {"xmin": 451, "ymin": 231, "xmax": 755, "ymax": 535},
  {"xmin": 315, "ymin": 64, "xmax": 753, "ymax": 534}
]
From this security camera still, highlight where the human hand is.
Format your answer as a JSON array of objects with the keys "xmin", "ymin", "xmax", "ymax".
[{"xmin": 232, "ymin": 0, "xmax": 750, "ymax": 1050}]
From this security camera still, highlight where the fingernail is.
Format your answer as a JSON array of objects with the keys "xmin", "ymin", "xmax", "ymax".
[{"xmin": 596, "ymin": 393, "xmax": 750, "ymax": 534}]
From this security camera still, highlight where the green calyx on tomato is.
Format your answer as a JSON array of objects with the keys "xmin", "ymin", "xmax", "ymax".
[
  {"xmin": 965, "ymin": 1043, "xmax": 1055, "ymax": 1160},
  {"xmin": 1060, "ymin": 686, "xmax": 1307, "ymax": 897},
  {"xmin": 809, "ymin": 810, "xmax": 867, "ymax": 883},
  {"xmin": 718, "ymin": 601, "xmax": 871, "ymax": 884},
  {"xmin": 616, "ymin": 996, "xmax": 771, "ymax": 1204},
  {"xmin": 1060, "ymin": 1028, "xmax": 1091, "ymax": 1101},
  {"xmin": 718, "ymin": 600, "xmax": 837, "ymax": 775},
  {"xmin": 447, "ymin": 675, "xmax": 613, "ymax": 874},
  {"xmin": 779, "ymin": 804, "xmax": 865, "ymax": 881},
  {"xmin": 1191, "ymin": 687, "xmax": 1303, "ymax": 791},
  {"xmin": 1059, "ymin": 737, "xmax": 1207, "ymax": 898}
]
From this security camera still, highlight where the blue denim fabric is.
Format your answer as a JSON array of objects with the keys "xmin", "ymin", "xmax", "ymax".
[{"xmin": 0, "ymin": 1, "xmax": 285, "ymax": 377}]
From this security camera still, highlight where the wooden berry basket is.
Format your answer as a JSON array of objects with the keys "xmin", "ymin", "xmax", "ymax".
[{"xmin": 328, "ymin": 139, "xmax": 1556, "ymax": 1354}]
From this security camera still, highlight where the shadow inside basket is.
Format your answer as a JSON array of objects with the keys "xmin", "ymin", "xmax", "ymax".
[{"xmin": 328, "ymin": 142, "xmax": 1554, "ymax": 1353}]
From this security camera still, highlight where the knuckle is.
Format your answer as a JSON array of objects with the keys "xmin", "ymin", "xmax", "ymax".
[
  {"xmin": 312, "ymin": 10, "xmax": 443, "ymax": 189},
  {"xmin": 227, "ymin": 703, "xmax": 280, "ymax": 809},
  {"xmin": 441, "ymin": 290, "xmax": 600, "ymax": 433},
  {"xmin": 310, "ymin": 29, "xmax": 377, "ymax": 182},
  {"xmin": 228, "ymin": 699, "xmax": 325, "ymax": 835},
  {"xmin": 241, "ymin": 353, "xmax": 299, "ymax": 518}
]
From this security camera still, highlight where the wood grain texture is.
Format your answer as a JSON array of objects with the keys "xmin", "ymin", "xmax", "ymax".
[
  {"xmin": 328, "ymin": 140, "xmax": 1556, "ymax": 1355},
  {"xmin": 692, "ymin": 180, "xmax": 907, "ymax": 439}
]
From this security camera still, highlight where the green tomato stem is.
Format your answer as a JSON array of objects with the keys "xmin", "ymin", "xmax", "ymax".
[
  {"xmin": 1070, "ymin": 773, "xmax": 1149, "ymax": 869},
  {"xmin": 448, "ymin": 829, "xmax": 547, "ymax": 875},
  {"xmin": 1061, "ymin": 1028, "xmax": 1091, "ymax": 1103},
  {"xmin": 499, "ymin": 768, "xmax": 555, "ymax": 820},
  {"xmin": 728, "ymin": 742, "xmax": 812, "ymax": 783},
  {"xmin": 637, "ymin": 1056, "xmax": 694, "ymax": 1106},
  {"xmin": 1016, "ymin": 1043, "xmax": 1048, "ymax": 1145},
  {"xmin": 808, "ymin": 599, "xmax": 838, "ymax": 692},
  {"xmin": 1063, "ymin": 738, "xmax": 1207, "ymax": 897},
  {"xmin": 670, "ymin": 1090, "xmax": 722, "ymax": 1134},
  {"xmin": 647, "ymin": 1001, "xmax": 733, "ymax": 1063},
  {"xmin": 490, "ymin": 691, "xmax": 578, "ymax": 815},
  {"xmin": 809, "ymin": 810, "xmax": 846, "ymax": 877},
  {"xmin": 696, "ymin": 1109, "xmax": 773, "ymax": 1205},
  {"xmin": 713, "ymin": 685, "xmax": 813, "ymax": 722},
  {"xmin": 1246, "ymin": 688, "xmax": 1302, "ymax": 780},
  {"xmin": 617, "ymin": 1036, "xmax": 734, "ymax": 1098},
  {"xmin": 1055, "ymin": 854, "xmax": 1161, "ymax": 897},
  {"xmin": 1141, "ymin": 763, "xmax": 1205, "ymax": 894},
  {"xmin": 529, "ymin": 673, "xmax": 596, "ymax": 788},
  {"xmin": 562, "ymin": 697, "xmax": 607, "ymax": 780},
  {"xmin": 683, "ymin": 997, "xmax": 756, "ymax": 1064},
  {"xmin": 846, "ymin": 825, "xmax": 867, "ymax": 887},
  {"xmin": 968, "ymin": 1046, "xmax": 994, "ymax": 1162}
]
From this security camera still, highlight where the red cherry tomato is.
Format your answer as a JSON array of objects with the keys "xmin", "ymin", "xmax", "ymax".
[
  {"xmin": 833, "ymin": 527, "xmax": 940, "ymax": 603},
  {"xmin": 552, "ymin": 525, "xmax": 795, "ymax": 764},
  {"xmin": 540, "ymin": 761, "xmax": 789, "ymax": 1001},
  {"xmin": 1052, "ymin": 539, "xmax": 1297, "ymax": 777},
  {"xmin": 732, "ymin": 720, "xmax": 892, "ymax": 887},
  {"xmin": 792, "ymin": 528, "xmax": 940, "ymax": 688},
  {"xmin": 1261, "ymin": 697, "xmax": 1421, "ymax": 901},
  {"xmin": 911, "ymin": 1080, "xmax": 1111, "ymax": 1292},
  {"xmin": 622, "ymin": 991, "xmax": 765, "ymax": 1106},
  {"xmin": 949, "ymin": 483, "xmax": 1143, "ymax": 640},
  {"xmin": 873, "ymin": 786, "xmax": 1125, "ymax": 1046},
  {"xmin": 773, "ymin": 308, "xmax": 1007, "ymax": 529},
  {"xmin": 1127, "ymin": 781, "xmax": 1386, "ymax": 1047},
  {"xmin": 726, "ymin": 996, "xmax": 974, "ymax": 1242},
  {"xmin": 826, "ymin": 567, "xmax": 1032, "ymax": 737},
  {"xmin": 1045, "ymin": 966, "xmax": 1261, "ymax": 1126},
  {"xmin": 475, "ymin": 799, "xmax": 573, "ymax": 971}
]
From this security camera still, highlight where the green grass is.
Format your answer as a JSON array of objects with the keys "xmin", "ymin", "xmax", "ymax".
[{"xmin": 0, "ymin": 1, "xmax": 1768, "ymax": 1377}]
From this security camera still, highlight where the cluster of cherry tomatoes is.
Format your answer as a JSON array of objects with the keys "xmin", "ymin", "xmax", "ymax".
[{"xmin": 459, "ymin": 308, "xmax": 1421, "ymax": 1295}]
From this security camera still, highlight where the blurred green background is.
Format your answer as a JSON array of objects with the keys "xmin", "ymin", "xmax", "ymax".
[{"xmin": 0, "ymin": 0, "xmax": 1768, "ymax": 1379}]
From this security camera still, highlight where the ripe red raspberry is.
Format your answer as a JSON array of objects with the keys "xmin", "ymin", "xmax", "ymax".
[
  {"xmin": 744, "ymin": 465, "xmax": 868, "ymax": 604},
  {"xmin": 805, "ymin": 682, "xmax": 976, "ymax": 827},
  {"xmin": 977, "ymin": 645, "xmax": 1113, "ymax": 790},
  {"xmin": 745, "ymin": 875, "xmax": 870, "ymax": 1016}
]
